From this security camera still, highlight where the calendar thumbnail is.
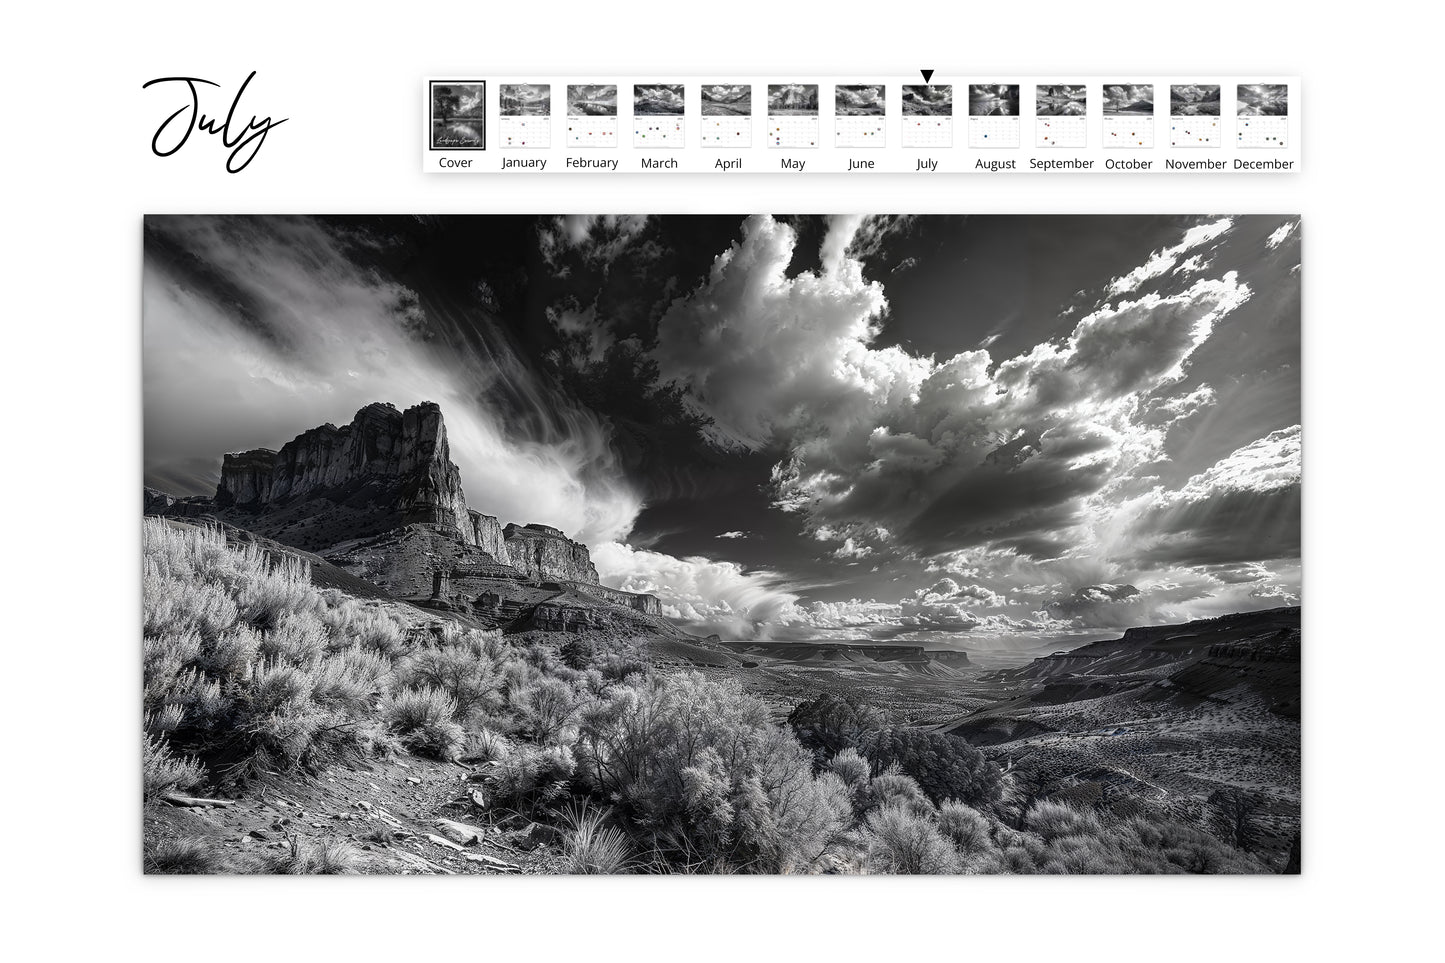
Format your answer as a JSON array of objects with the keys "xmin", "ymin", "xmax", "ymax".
[
  {"xmin": 968, "ymin": 84, "xmax": 1020, "ymax": 148},
  {"xmin": 1171, "ymin": 84, "xmax": 1221, "ymax": 147},
  {"xmin": 835, "ymin": 84, "xmax": 885, "ymax": 148},
  {"xmin": 1103, "ymin": 83, "xmax": 1154, "ymax": 148},
  {"xmin": 701, "ymin": 84, "xmax": 752, "ymax": 147},
  {"xmin": 768, "ymin": 84, "xmax": 819, "ymax": 148},
  {"xmin": 901, "ymin": 84, "xmax": 952, "ymax": 148},
  {"xmin": 430, "ymin": 81, "xmax": 485, "ymax": 150},
  {"xmin": 1036, "ymin": 84, "xmax": 1087, "ymax": 148},
  {"xmin": 1236, "ymin": 84, "xmax": 1288, "ymax": 149},
  {"xmin": 567, "ymin": 84, "xmax": 618, "ymax": 148},
  {"xmin": 634, "ymin": 84, "xmax": 685, "ymax": 148},
  {"xmin": 498, "ymin": 83, "xmax": 550, "ymax": 149}
]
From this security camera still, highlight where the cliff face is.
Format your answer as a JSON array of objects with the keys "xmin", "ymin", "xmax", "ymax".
[
  {"xmin": 468, "ymin": 511, "xmax": 511, "ymax": 565},
  {"xmin": 213, "ymin": 402, "xmax": 483, "ymax": 550},
  {"xmin": 148, "ymin": 401, "xmax": 672, "ymax": 619},
  {"xmin": 503, "ymin": 523, "xmax": 599, "ymax": 584}
]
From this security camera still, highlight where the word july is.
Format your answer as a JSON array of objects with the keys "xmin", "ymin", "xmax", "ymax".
[{"xmin": 142, "ymin": 71, "xmax": 286, "ymax": 173}]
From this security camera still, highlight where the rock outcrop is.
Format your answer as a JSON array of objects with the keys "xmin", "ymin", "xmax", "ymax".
[
  {"xmin": 211, "ymin": 402, "xmax": 484, "ymax": 551},
  {"xmin": 146, "ymin": 400, "xmax": 667, "ymax": 625},
  {"xmin": 503, "ymin": 523, "xmax": 599, "ymax": 584},
  {"xmin": 468, "ymin": 511, "xmax": 511, "ymax": 565}
]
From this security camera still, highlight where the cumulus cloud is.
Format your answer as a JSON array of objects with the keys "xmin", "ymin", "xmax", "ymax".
[
  {"xmin": 592, "ymin": 541, "xmax": 801, "ymax": 638},
  {"xmin": 654, "ymin": 215, "xmax": 1254, "ymax": 568},
  {"xmin": 538, "ymin": 215, "xmax": 653, "ymax": 270}
]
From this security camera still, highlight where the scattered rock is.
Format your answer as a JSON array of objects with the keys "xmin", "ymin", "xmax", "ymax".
[
  {"xmin": 460, "ymin": 852, "xmax": 519, "ymax": 870},
  {"xmin": 161, "ymin": 793, "xmax": 236, "ymax": 808},
  {"xmin": 433, "ymin": 818, "xmax": 488, "ymax": 846},
  {"xmin": 424, "ymin": 833, "xmax": 466, "ymax": 852}
]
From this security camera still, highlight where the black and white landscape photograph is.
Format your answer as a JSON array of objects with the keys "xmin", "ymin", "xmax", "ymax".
[
  {"xmin": 633, "ymin": 84, "xmax": 684, "ymax": 115},
  {"xmin": 499, "ymin": 84, "xmax": 550, "ymax": 117},
  {"xmin": 1104, "ymin": 84, "xmax": 1154, "ymax": 114},
  {"xmin": 1037, "ymin": 84, "xmax": 1087, "ymax": 115},
  {"xmin": 836, "ymin": 84, "xmax": 886, "ymax": 115},
  {"xmin": 969, "ymin": 84, "xmax": 1021, "ymax": 116},
  {"xmin": 1172, "ymin": 84, "xmax": 1222, "ymax": 115},
  {"xmin": 902, "ymin": 84, "xmax": 952, "ymax": 115},
  {"xmin": 429, "ymin": 82, "xmax": 486, "ymax": 149},
  {"xmin": 768, "ymin": 83, "xmax": 819, "ymax": 114},
  {"xmin": 701, "ymin": 84, "xmax": 751, "ymax": 116},
  {"xmin": 142, "ymin": 214, "xmax": 1302, "ymax": 876},
  {"xmin": 566, "ymin": 84, "xmax": 617, "ymax": 116},
  {"xmin": 1237, "ymin": 84, "xmax": 1288, "ymax": 116}
]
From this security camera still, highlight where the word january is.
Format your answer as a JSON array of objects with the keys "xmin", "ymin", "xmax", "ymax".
[{"xmin": 143, "ymin": 71, "xmax": 286, "ymax": 173}]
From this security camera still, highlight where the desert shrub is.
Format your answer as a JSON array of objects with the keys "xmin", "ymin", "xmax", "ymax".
[
  {"xmin": 1026, "ymin": 799, "xmax": 1104, "ymax": 841},
  {"xmin": 312, "ymin": 646, "xmax": 390, "ymax": 715},
  {"xmin": 143, "ymin": 572, "xmax": 239, "ymax": 642},
  {"xmin": 326, "ymin": 605, "xmax": 408, "ymax": 658},
  {"xmin": 142, "ymin": 520, "xmax": 416, "ymax": 776},
  {"xmin": 575, "ymin": 672, "xmax": 850, "ymax": 872},
  {"xmin": 865, "ymin": 764, "xmax": 934, "ymax": 816},
  {"xmin": 856, "ymin": 728, "xmax": 1003, "ymax": 808},
  {"xmin": 512, "ymin": 676, "xmax": 578, "ymax": 743},
  {"xmin": 788, "ymin": 692, "xmax": 887, "ymax": 759},
  {"xmin": 559, "ymin": 802, "xmax": 634, "ymax": 874},
  {"xmin": 236, "ymin": 562, "xmax": 316, "ymax": 631},
  {"xmin": 258, "ymin": 611, "xmax": 329, "ymax": 665},
  {"xmin": 142, "ymin": 733, "xmax": 206, "ymax": 799},
  {"xmin": 486, "ymin": 743, "xmax": 572, "ymax": 811},
  {"xmin": 1111, "ymin": 816, "xmax": 1264, "ymax": 874},
  {"xmin": 863, "ymin": 803, "xmax": 962, "ymax": 875},
  {"xmin": 936, "ymin": 799, "xmax": 995, "ymax": 856},
  {"xmin": 265, "ymin": 837, "xmax": 362, "ymax": 875},
  {"xmin": 248, "ymin": 660, "xmax": 315, "ymax": 716},
  {"xmin": 382, "ymin": 687, "xmax": 464, "ymax": 760},
  {"xmin": 160, "ymin": 668, "xmax": 232, "ymax": 730},
  {"xmin": 145, "ymin": 836, "xmax": 227, "ymax": 874},
  {"xmin": 199, "ymin": 625, "xmax": 261, "ymax": 679},
  {"xmin": 461, "ymin": 727, "xmax": 514, "ymax": 764},
  {"xmin": 826, "ymin": 747, "xmax": 872, "ymax": 801},
  {"xmin": 402, "ymin": 642, "xmax": 500, "ymax": 721}
]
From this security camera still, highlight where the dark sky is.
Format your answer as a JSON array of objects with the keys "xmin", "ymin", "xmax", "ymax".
[{"xmin": 144, "ymin": 213, "xmax": 1301, "ymax": 649}]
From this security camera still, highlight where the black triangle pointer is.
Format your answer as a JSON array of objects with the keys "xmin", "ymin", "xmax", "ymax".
[{"xmin": 921, "ymin": 69, "xmax": 934, "ymax": 83}]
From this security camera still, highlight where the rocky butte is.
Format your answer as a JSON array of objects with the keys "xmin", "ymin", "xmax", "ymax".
[{"xmin": 146, "ymin": 401, "xmax": 661, "ymax": 626}]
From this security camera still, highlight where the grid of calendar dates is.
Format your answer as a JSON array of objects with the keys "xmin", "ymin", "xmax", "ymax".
[
  {"xmin": 568, "ymin": 117, "xmax": 617, "ymax": 146},
  {"xmin": 835, "ymin": 116, "xmax": 885, "ymax": 148},
  {"xmin": 1036, "ymin": 117, "xmax": 1086, "ymax": 148},
  {"xmin": 969, "ymin": 116, "xmax": 1020, "ymax": 148},
  {"xmin": 1103, "ymin": 116, "xmax": 1154, "ymax": 148},
  {"xmin": 635, "ymin": 117, "xmax": 684, "ymax": 147},
  {"xmin": 1170, "ymin": 117, "xmax": 1220, "ymax": 147},
  {"xmin": 1237, "ymin": 116, "xmax": 1287, "ymax": 148},
  {"xmin": 702, "ymin": 116, "xmax": 752, "ymax": 146},
  {"xmin": 769, "ymin": 116, "xmax": 819, "ymax": 148},
  {"xmin": 902, "ymin": 116, "xmax": 952, "ymax": 148},
  {"xmin": 500, "ymin": 117, "xmax": 550, "ymax": 148}
]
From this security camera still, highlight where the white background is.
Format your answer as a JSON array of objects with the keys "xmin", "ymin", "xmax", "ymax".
[{"xmin": 1, "ymin": 2, "xmax": 1439, "ymax": 960}]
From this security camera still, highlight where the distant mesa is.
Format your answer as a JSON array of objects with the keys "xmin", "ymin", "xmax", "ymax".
[{"xmin": 146, "ymin": 401, "xmax": 660, "ymax": 627}]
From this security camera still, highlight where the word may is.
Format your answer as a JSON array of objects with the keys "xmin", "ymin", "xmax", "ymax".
[{"xmin": 142, "ymin": 71, "xmax": 286, "ymax": 173}]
